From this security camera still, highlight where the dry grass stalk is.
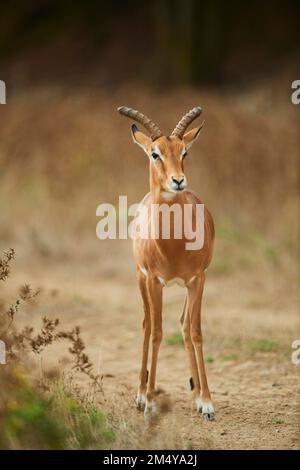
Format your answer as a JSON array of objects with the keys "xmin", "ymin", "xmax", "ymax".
[
  {"xmin": 0, "ymin": 249, "xmax": 15, "ymax": 282},
  {"xmin": 0, "ymin": 249, "xmax": 101, "ymax": 388}
]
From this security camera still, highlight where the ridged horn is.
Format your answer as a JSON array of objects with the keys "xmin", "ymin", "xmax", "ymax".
[
  {"xmin": 171, "ymin": 106, "xmax": 202, "ymax": 139},
  {"xmin": 117, "ymin": 106, "xmax": 163, "ymax": 141}
]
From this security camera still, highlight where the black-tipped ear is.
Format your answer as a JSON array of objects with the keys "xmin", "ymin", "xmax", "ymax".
[
  {"xmin": 131, "ymin": 124, "xmax": 138, "ymax": 135},
  {"xmin": 131, "ymin": 125, "xmax": 152, "ymax": 150}
]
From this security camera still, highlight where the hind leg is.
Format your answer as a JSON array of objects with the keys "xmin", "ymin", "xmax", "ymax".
[
  {"xmin": 180, "ymin": 294, "xmax": 201, "ymax": 400},
  {"xmin": 188, "ymin": 273, "xmax": 215, "ymax": 421}
]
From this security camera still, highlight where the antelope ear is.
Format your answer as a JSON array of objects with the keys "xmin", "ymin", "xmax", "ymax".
[
  {"xmin": 131, "ymin": 124, "xmax": 152, "ymax": 154},
  {"xmin": 183, "ymin": 121, "xmax": 205, "ymax": 149}
]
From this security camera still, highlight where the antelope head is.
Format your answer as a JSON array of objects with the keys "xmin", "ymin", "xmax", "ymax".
[{"xmin": 118, "ymin": 106, "xmax": 205, "ymax": 195}]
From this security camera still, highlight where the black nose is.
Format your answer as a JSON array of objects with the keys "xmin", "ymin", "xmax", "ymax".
[{"xmin": 172, "ymin": 177, "xmax": 184, "ymax": 187}]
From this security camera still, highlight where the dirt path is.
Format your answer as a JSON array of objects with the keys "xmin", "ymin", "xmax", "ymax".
[{"xmin": 11, "ymin": 259, "xmax": 300, "ymax": 450}]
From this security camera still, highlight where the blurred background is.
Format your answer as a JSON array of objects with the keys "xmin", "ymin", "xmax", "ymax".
[
  {"xmin": 0, "ymin": 0, "xmax": 299, "ymax": 268},
  {"xmin": 0, "ymin": 0, "xmax": 299, "ymax": 449}
]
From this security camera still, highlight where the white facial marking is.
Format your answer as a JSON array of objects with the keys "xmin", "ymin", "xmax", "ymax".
[
  {"xmin": 151, "ymin": 146, "xmax": 164, "ymax": 161},
  {"xmin": 181, "ymin": 148, "xmax": 187, "ymax": 160}
]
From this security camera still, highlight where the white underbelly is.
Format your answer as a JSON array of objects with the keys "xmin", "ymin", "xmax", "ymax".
[
  {"xmin": 158, "ymin": 274, "xmax": 197, "ymax": 287},
  {"xmin": 139, "ymin": 266, "xmax": 196, "ymax": 287},
  {"xmin": 159, "ymin": 277, "xmax": 186, "ymax": 287}
]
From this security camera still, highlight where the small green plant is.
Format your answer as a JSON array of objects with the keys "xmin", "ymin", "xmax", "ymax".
[
  {"xmin": 272, "ymin": 418, "xmax": 285, "ymax": 425},
  {"xmin": 249, "ymin": 339, "xmax": 279, "ymax": 352},
  {"xmin": 49, "ymin": 384, "xmax": 115, "ymax": 449},
  {"xmin": 205, "ymin": 356, "xmax": 214, "ymax": 363},
  {"xmin": 221, "ymin": 353, "xmax": 238, "ymax": 361},
  {"xmin": 166, "ymin": 334, "xmax": 184, "ymax": 346}
]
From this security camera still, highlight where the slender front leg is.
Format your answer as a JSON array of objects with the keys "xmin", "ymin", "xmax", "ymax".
[
  {"xmin": 136, "ymin": 271, "xmax": 151, "ymax": 410},
  {"xmin": 187, "ymin": 273, "xmax": 215, "ymax": 421},
  {"xmin": 145, "ymin": 276, "xmax": 163, "ymax": 416},
  {"xmin": 180, "ymin": 294, "xmax": 201, "ymax": 400}
]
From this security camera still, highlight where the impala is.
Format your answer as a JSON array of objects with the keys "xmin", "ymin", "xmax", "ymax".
[{"xmin": 118, "ymin": 106, "xmax": 215, "ymax": 420}]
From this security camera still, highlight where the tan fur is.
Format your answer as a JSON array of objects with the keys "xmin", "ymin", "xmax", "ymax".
[{"xmin": 124, "ymin": 112, "xmax": 215, "ymax": 419}]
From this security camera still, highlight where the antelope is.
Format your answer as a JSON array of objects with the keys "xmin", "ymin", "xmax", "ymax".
[{"xmin": 118, "ymin": 106, "xmax": 215, "ymax": 420}]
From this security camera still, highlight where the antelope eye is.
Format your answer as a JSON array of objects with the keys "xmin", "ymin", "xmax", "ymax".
[
  {"xmin": 182, "ymin": 151, "xmax": 188, "ymax": 159},
  {"xmin": 151, "ymin": 152, "xmax": 160, "ymax": 160}
]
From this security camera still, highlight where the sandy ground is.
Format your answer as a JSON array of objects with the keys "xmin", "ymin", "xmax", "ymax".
[
  {"xmin": 6, "ymin": 247, "xmax": 300, "ymax": 450},
  {"xmin": 0, "ymin": 78, "xmax": 299, "ymax": 450}
]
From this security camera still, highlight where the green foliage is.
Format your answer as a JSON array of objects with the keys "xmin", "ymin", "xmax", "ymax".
[
  {"xmin": 212, "ymin": 221, "xmax": 291, "ymax": 275},
  {"xmin": 205, "ymin": 356, "xmax": 214, "ymax": 364},
  {"xmin": 272, "ymin": 418, "xmax": 285, "ymax": 425},
  {"xmin": 249, "ymin": 339, "xmax": 279, "ymax": 353},
  {"xmin": 0, "ymin": 370, "xmax": 66, "ymax": 449},
  {"xmin": 0, "ymin": 369, "xmax": 115, "ymax": 450},
  {"xmin": 166, "ymin": 334, "xmax": 184, "ymax": 346},
  {"xmin": 221, "ymin": 353, "xmax": 238, "ymax": 361},
  {"xmin": 0, "ymin": 249, "xmax": 114, "ymax": 450},
  {"xmin": 53, "ymin": 386, "xmax": 115, "ymax": 449}
]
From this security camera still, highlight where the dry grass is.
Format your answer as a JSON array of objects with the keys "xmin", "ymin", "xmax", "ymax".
[
  {"xmin": 0, "ymin": 77, "xmax": 299, "ymax": 449},
  {"xmin": 0, "ymin": 78, "xmax": 298, "ymax": 285},
  {"xmin": 0, "ymin": 249, "xmax": 111, "ymax": 450}
]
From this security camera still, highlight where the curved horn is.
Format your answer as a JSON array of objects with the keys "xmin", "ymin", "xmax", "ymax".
[
  {"xmin": 171, "ymin": 106, "xmax": 202, "ymax": 139},
  {"xmin": 117, "ymin": 106, "xmax": 163, "ymax": 141}
]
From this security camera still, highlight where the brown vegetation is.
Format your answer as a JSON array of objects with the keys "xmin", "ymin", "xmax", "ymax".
[{"xmin": 0, "ymin": 75, "xmax": 299, "ymax": 449}]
